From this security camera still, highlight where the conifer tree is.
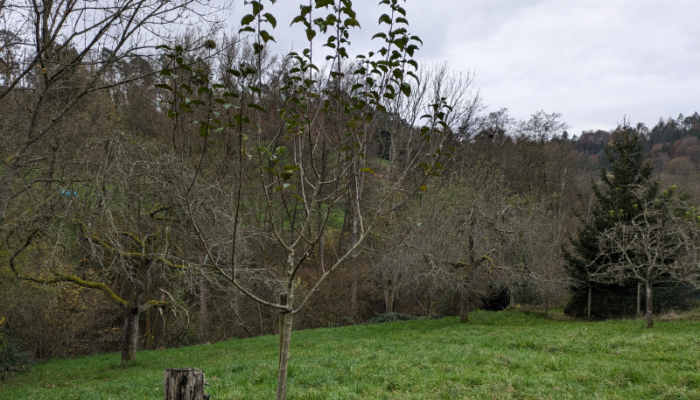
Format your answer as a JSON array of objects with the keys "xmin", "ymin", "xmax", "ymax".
[{"xmin": 564, "ymin": 124, "xmax": 658, "ymax": 317}]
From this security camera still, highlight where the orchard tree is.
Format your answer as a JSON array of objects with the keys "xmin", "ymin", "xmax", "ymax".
[
  {"xmin": 157, "ymin": 1, "xmax": 450, "ymax": 398},
  {"xmin": 592, "ymin": 185, "xmax": 700, "ymax": 328},
  {"xmin": 7, "ymin": 136, "xmax": 198, "ymax": 363}
]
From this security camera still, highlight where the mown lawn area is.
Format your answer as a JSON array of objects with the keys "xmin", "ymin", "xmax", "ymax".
[{"xmin": 1, "ymin": 311, "xmax": 700, "ymax": 399}]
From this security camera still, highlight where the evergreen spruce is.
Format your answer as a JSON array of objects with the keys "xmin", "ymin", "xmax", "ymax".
[{"xmin": 564, "ymin": 124, "xmax": 659, "ymax": 317}]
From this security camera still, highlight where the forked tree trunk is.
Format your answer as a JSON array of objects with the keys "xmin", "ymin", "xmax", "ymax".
[
  {"xmin": 276, "ymin": 292, "xmax": 293, "ymax": 400},
  {"xmin": 121, "ymin": 303, "xmax": 141, "ymax": 363},
  {"xmin": 645, "ymin": 280, "xmax": 653, "ymax": 328}
]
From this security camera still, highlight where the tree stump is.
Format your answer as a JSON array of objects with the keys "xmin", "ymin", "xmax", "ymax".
[{"xmin": 164, "ymin": 368, "xmax": 210, "ymax": 400}]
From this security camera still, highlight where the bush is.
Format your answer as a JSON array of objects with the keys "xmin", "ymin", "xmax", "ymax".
[
  {"xmin": 564, "ymin": 285, "xmax": 700, "ymax": 319},
  {"xmin": 480, "ymin": 284, "xmax": 511, "ymax": 311},
  {"xmin": 369, "ymin": 313, "xmax": 418, "ymax": 324},
  {"xmin": 0, "ymin": 318, "xmax": 31, "ymax": 380}
]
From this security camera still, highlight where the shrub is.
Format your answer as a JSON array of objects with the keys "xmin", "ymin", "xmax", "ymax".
[
  {"xmin": 481, "ymin": 284, "xmax": 511, "ymax": 311},
  {"xmin": 369, "ymin": 313, "xmax": 418, "ymax": 324},
  {"xmin": 0, "ymin": 318, "xmax": 31, "ymax": 380}
]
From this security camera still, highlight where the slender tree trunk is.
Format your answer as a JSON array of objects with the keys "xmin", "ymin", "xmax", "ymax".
[
  {"xmin": 637, "ymin": 282, "xmax": 642, "ymax": 318},
  {"xmin": 199, "ymin": 279, "xmax": 208, "ymax": 340},
  {"xmin": 146, "ymin": 283, "xmax": 154, "ymax": 350},
  {"xmin": 276, "ymin": 293, "xmax": 293, "ymax": 400},
  {"xmin": 545, "ymin": 288, "xmax": 549, "ymax": 315},
  {"xmin": 645, "ymin": 280, "xmax": 653, "ymax": 328},
  {"xmin": 587, "ymin": 287, "xmax": 592, "ymax": 320},
  {"xmin": 198, "ymin": 253, "xmax": 208, "ymax": 341},
  {"xmin": 350, "ymin": 207, "xmax": 358, "ymax": 314},
  {"xmin": 384, "ymin": 286, "xmax": 394, "ymax": 313},
  {"xmin": 121, "ymin": 303, "xmax": 141, "ymax": 363},
  {"xmin": 459, "ymin": 282, "xmax": 469, "ymax": 322},
  {"xmin": 509, "ymin": 285, "xmax": 515, "ymax": 309}
]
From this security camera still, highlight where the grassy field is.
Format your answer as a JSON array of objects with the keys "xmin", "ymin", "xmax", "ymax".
[{"xmin": 2, "ymin": 311, "xmax": 700, "ymax": 399}]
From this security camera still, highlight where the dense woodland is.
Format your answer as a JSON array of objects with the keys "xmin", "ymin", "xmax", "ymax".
[{"xmin": 1, "ymin": 1, "xmax": 699, "ymax": 396}]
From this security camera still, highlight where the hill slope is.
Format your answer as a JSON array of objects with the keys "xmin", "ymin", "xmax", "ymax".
[{"xmin": 2, "ymin": 311, "xmax": 700, "ymax": 399}]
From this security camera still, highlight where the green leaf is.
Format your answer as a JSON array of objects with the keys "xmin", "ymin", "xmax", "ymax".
[
  {"xmin": 400, "ymin": 83, "xmax": 411, "ymax": 97},
  {"xmin": 155, "ymin": 83, "xmax": 172, "ymax": 91},
  {"xmin": 260, "ymin": 30, "xmax": 275, "ymax": 43},
  {"xmin": 263, "ymin": 166, "xmax": 277, "ymax": 176},
  {"xmin": 253, "ymin": 42, "xmax": 264, "ymax": 54},
  {"xmin": 344, "ymin": 18, "xmax": 360, "ymax": 28},
  {"xmin": 264, "ymin": 13, "xmax": 277, "ymax": 28},
  {"xmin": 241, "ymin": 14, "xmax": 255, "ymax": 25},
  {"xmin": 359, "ymin": 167, "xmax": 375, "ymax": 174},
  {"xmin": 305, "ymin": 28, "xmax": 317, "ymax": 41},
  {"xmin": 248, "ymin": 103, "xmax": 267, "ymax": 113}
]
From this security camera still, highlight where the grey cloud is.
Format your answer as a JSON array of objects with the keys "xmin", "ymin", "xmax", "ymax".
[{"xmin": 230, "ymin": 0, "xmax": 700, "ymax": 133}]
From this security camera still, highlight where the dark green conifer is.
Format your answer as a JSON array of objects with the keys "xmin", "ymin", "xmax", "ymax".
[{"xmin": 563, "ymin": 124, "xmax": 658, "ymax": 317}]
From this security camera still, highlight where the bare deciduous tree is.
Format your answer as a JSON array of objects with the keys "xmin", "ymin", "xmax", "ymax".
[{"xmin": 592, "ymin": 186, "xmax": 700, "ymax": 328}]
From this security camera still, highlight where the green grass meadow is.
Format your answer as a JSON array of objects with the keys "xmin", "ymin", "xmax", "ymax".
[{"xmin": 2, "ymin": 311, "xmax": 700, "ymax": 399}]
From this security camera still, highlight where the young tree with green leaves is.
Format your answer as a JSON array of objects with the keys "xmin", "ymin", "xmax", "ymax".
[{"xmin": 157, "ymin": 1, "xmax": 450, "ymax": 398}]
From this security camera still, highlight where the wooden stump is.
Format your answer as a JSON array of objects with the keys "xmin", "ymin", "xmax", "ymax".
[{"xmin": 164, "ymin": 368, "xmax": 210, "ymax": 400}]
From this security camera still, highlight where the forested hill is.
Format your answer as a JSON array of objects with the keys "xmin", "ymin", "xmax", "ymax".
[{"xmin": 572, "ymin": 112, "xmax": 700, "ymax": 173}]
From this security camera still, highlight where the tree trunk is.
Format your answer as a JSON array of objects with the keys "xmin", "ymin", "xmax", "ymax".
[
  {"xmin": 198, "ymin": 253, "xmax": 208, "ymax": 341},
  {"xmin": 146, "ymin": 285, "xmax": 154, "ymax": 350},
  {"xmin": 637, "ymin": 282, "xmax": 642, "ymax": 318},
  {"xmin": 276, "ymin": 292, "xmax": 293, "ymax": 400},
  {"xmin": 646, "ymin": 280, "xmax": 653, "ymax": 328},
  {"xmin": 384, "ymin": 287, "xmax": 394, "ymax": 313},
  {"xmin": 199, "ymin": 279, "xmax": 208, "ymax": 340},
  {"xmin": 544, "ymin": 288, "xmax": 549, "ymax": 315},
  {"xmin": 164, "ymin": 368, "xmax": 210, "ymax": 400},
  {"xmin": 459, "ymin": 283, "xmax": 469, "ymax": 322},
  {"xmin": 587, "ymin": 287, "xmax": 592, "ymax": 320},
  {"xmin": 350, "ymin": 208, "xmax": 358, "ymax": 315},
  {"xmin": 121, "ymin": 303, "xmax": 140, "ymax": 363}
]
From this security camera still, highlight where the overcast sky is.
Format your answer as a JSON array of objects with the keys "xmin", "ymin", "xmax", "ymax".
[{"xmin": 228, "ymin": 0, "xmax": 700, "ymax": 135}]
